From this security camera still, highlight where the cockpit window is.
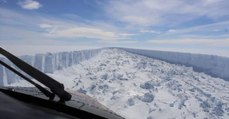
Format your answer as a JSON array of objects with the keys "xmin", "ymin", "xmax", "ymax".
[{"xmin": 0, "ymin": 0, "xmax": 229, "ymax": 119}]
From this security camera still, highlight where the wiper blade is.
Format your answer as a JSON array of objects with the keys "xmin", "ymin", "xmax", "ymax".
[
  {"xmin": 0, "ymin": 60, "xmax": 55, "ymax": 100},
  {"xmin": 0, "ymin": 47, "xmax": 72, "ymax": 102}
]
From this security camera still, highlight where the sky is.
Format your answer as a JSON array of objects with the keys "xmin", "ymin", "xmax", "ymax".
[{"xmin": 0, "ymin": 0, "xmax": 229, "ymax": 56}]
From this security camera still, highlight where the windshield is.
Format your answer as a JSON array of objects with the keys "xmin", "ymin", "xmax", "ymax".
[{"xmin": 0, "ymin": 0, "xmax": 229, "ymax": 119}]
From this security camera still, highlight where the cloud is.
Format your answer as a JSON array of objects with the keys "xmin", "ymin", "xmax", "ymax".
[
  {"xmin": 140, "ymin": 30, "xmax": 160, "ymax": 34},
  {"xmin": 39, "ymin": 23, "xmax": 52, "ymax": 28},
  {"xmin": 37, "ymin": 19, "xmax": 134, "ymax": 41},
  {"xmin": 0, "ymin": 7, "xmax": 37, "ymax": 26},
  {"xmin": 0, "ymin": 7, "xmax": 134, "ymax": 44},
  {"xmin": 105, "ymin": 0, "xmax": 229, "ymax": 26},
  {"xmin": 119, "ymin": 33, "xmax": 135, "ymax": 36},
  {"xmin": 162, "ymin": 21, "xmax": 229, "ymax": 37},
  {"xmin": 148, "ymin": 38, "xmax": 229, "ymax": 47},
  {"xmin": 18, "ymin": 0, "xmax": 42, "ymax": 10},
  {"xmin": 38, "ymin": 21, "xmax": 131, "ymax": 41},
  {"xmin": 168, "ymin": 29, "xmax": 176, "ymax": 33},
  {"xmin": 43, "ymin": 26, "xmax": 118, "ymax": 40},
  {"xmin": 122, "ymin": 15, "xmax": 153, "ymax": 25}
]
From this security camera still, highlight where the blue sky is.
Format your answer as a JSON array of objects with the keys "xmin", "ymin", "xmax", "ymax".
[{"xmin": 0, "ymin": 0, "xmax": 229, "ymax": 56}]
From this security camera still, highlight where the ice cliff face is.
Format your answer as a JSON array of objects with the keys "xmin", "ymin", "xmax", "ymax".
[
  {"xmin": 0, "ymin": 49, "xmax": 101, "ymax": 85},
  {"xmin": 1, "ymin": 48, "xmax": 229, "ymax": 86},
  {"xmin": 122, "ymin": 48, "xmax": 229, "ymax": 81},
  {"xmin": 47, "ymin": 48, "xmax": 229, "ymax": 119}
]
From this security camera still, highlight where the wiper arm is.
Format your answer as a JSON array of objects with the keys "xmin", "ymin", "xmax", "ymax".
[
  {"xmin": 0, "ymin": 47, "xmax": 72, "ymax": 102},
  {"xmin": 0, "ymin": 60, "xmax": 55, "ymax": 100}
]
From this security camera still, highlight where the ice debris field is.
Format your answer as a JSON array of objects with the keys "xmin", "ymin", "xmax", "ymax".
[{"xmin": 1, "ymin": 48, "xmax": 229, "ymax": 119}]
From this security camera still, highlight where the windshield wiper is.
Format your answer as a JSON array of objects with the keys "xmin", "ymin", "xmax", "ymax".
[
  {"xmin": 0, "ymin": 60, "xmax": 55, "ymax": 100},
  {"xmin": 0, "ymin": 47, "xmax": 72, "ymax": 102}
]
